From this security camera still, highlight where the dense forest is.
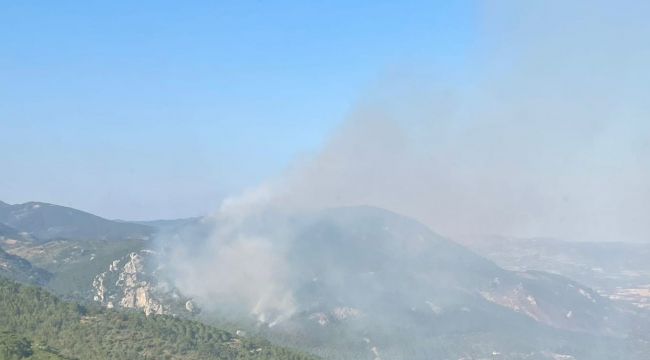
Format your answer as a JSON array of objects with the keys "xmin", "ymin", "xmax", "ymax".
[{"xmin": 0, "ymin": 276, "xmax": 320, "ymax": 360}]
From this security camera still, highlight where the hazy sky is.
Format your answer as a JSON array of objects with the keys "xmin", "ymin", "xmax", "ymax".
[
  {"xmin": 1, "ymin": 0, "xmax": 648, "ymax": 243},
  {"xmin": 0, "ymin": 1, "xmax": 477, "ymax": 219}
]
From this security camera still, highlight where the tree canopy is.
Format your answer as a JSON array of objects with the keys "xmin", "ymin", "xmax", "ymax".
[{"xmin": 0, "ymin": 276, "xmax": 320, "ymax": 360}]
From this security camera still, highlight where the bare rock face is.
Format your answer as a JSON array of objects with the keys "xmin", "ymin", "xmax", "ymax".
[
  {"xmin": 118, "ymin": 283, "xmax": 164, "ymax": 315},
  {"xmin": 308, "ymin": 307, "xmax": 364, "ymax": 326},
  {"xmin": 331, "ymin": 307, "xmax": 363, "ymax": 320},
  {"xmin": 370, "ymin": 346, "xmax": 382, "ymax": 360},
  {"xmin": 185, "ymin": 300, "xmax": 194, "ymax": 312},
  {"xmin": 309, "ymin": 312, "xmax": 329, "ymax": 325},
  {"xmin": 479, "ymin": 284, "xmax": 554, "ymax": 325},
  {"xmin": 123, "ymin": 252, "xmax": 144, "ymax": 275},
  {"xmin": 92, "ymin": 250, "xmax": 166, "ymax": 316},
  {"xmin": 92, "ymin": 272, "xmax": 106, "ymax": 302},
  {"xmin": 109, "ymin": 259, "xmax": 120, "ymax": 272}
]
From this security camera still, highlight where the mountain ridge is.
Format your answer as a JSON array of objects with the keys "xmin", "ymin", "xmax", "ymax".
[
  {"xmin": 148, "ymin": 205, "xmax": 648, "ymax": 359},
  {"xmin": 3, "ymin": 201, "xmax": 649, "ymax": 359},
  {"xmin": 0, "ymin": 247, "xmax": 52, "ymax": 286},
  {"xmin": 0, "ymin": 201, "xmax": 156, "ymax": 241}
]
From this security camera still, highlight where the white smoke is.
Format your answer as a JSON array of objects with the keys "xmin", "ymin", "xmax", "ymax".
[
  {"xmin": 159, "ymin": 0, "xmax": 650, "ymax": 324},
  {"xmin": 163, "ymin": 184, "xmax": 295, "ymax": 325}
]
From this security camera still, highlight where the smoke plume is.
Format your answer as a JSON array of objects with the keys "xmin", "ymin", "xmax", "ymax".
[
  {"xmin": 158, "ymin": 0, "xmax": 650, "ymax": 323},
  {"xmin": 277, "ymin": 0, "xmax": 650, "ymax": 243}
]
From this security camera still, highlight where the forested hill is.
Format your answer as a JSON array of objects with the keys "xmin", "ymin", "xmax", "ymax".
[
  {"xmin": 0, "ymin": 201, "xmax": 155, "ymax": 241},
  {"xmin": 0, "ymin": 329, "xmax": 70, "ymax": 360},
  {"xmin": 0, "ymin": 276, "xmax": 320, "ymax": 360},
  {"xmin": 0, "ymin": 247, "xmax": 52, "ymax": 286}
]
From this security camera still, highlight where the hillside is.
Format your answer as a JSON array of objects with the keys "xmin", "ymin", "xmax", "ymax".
[
  {"xmin": 0, "ymin": 275, "xmax": 321, "ymax": 360},
  {"xmin": 0, "ymin": 222, "xmax": 35, "ymax": 244},
  {"xmin": 0, "ymin": 329, "xmax": 69, "ymax": 359},
  {"xmin": 151, "ymin": 206, "xmax": 650, "ymax": 360},
  {"xmin": 116, "ymin": 218, "xmax": 199, "ymax": 231},
  {"xmin": 0, "ymin": 201, "xmax": 155, "ymax": 241},
  {"xmin": 4, "ymin": 205, "xmax": 650, "ymax": 359},
  {"xmin": 0, "ymin": 247, "xmax": 52, "ymax": 286},
  {"xmin": 458, "ymin": 236, "xmax": 650, "ymax": 309},
  {"xmin": 4, "ymin": 239, "xmax": 147, "ymax": 299}
]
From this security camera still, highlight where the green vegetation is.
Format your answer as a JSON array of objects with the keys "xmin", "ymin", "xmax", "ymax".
[
  {"xmin": 0, "ymin": 330, "xmax": 69, "ymax": 360},
  {"xmin": 0, "ymin": 276, "xmax": 320, "ymax": 360},
  {"xmin": 7, "ymin": 239, "xmax": 144, "ymax": 272},
  {"xmin": 5, "ymin": 239, "xmax": 144, "ymax": 298},
  {"xmin": 0, "ymin": 248, "xmax": 52, "ymax": 286}
]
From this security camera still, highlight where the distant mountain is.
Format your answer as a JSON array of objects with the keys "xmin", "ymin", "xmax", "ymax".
[
  {"xmin": 0, "ymin": 222, "xmax": 36, "ymax": 244},
  {"xmin": 458, "ymin": 236, "xmax": 650, "ymax": 309},
  {"xmin": 0, "ymin": 246, "xmax": 52, "ymax": 286},
  {"xmin": 7, "ymin": 204, "xmax": 650, "ymax": 359},
  {"xmin": 0, "ymin": 201, "xmax": 156, "ymax": 241},
  {"xmin": 116, "ymin": 217, "xmax": 200, "ymax": 231},
  {"xmin": 150, "ymin": 206, "xmax": 648, "ymax": 360},
  {"xmin": 0, "ymin": 222, "xmax": 22, "ymax": 239}
]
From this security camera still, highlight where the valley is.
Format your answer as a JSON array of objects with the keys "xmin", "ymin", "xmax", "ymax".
[{"xmin": 458, "ymin": 237, "xmax": 650, "ymax": 310}]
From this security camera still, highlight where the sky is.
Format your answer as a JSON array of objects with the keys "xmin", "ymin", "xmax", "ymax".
[
  {"xmin": 0, "ymin": 1, "xmax": 479, "ymax": 219},
  {"xmin": 1, "ymin": 1, "xmax": 649, "ymax": 243}
]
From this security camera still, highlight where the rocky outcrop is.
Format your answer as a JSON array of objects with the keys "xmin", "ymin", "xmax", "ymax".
[
  {"xmin": 119, "ymin": 284, "xmax": 164, "ymax": 315},
  {"xmin": 480, "ymin": 285, "xmax": 554, "ymax": 325},
  {"xmin": 309, "ymin": 307, "xmax": 363, "ymax": 326},
  {"xmin": 309, "ymin": 312, "xmax": 328, "ymax": 325},
  {"xmin": 92, "ymin": 273, "xmax": 106, "ymax": 302},
  {"xmin": 185, "ymin": 300, "xmax": 194, "ymax": 312},
  {"xmin": 331, "ymin": 307, "xmax": 363, "ymax": 320},
  {"xmin": 92, "ymin": 250, "xmax": 167, "ymax": 315}
]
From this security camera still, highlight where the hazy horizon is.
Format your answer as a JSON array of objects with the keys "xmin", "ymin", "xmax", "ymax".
[{"xmin": 2, "ymin": 0, "xmax": 649, "ymax": 242}]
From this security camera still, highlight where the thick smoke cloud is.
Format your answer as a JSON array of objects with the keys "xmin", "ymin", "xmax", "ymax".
[
  {"xmin": 160, "ymin": 185, "xmax": 296, "ymax": 325},
  {"xmin": 159, "ymin": 0, "xmax": 650, "ymax": 322},
  {"xmin": 278, "ymin": 0, "xmax": 650, "ymax": 243}
]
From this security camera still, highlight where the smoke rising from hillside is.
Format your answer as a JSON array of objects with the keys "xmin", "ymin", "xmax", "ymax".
[
  {"xmin": 159, "ymin": 0, "xmax": 650, "ymax": 325},
  {"xmin": 160, "ymin": 187, "xmax": 296, "ymax": 325}
]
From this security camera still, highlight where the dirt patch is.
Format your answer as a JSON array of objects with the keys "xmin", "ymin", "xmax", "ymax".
[{"xmin": 80, "ymin": 316, "xmax": 98, "ymax": 324}]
